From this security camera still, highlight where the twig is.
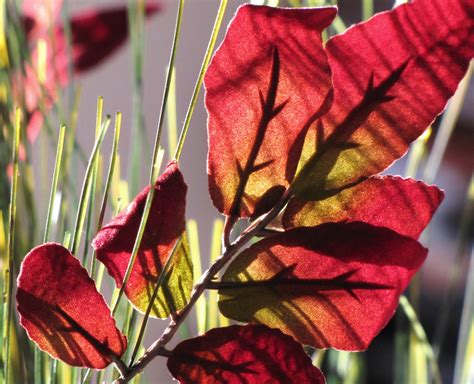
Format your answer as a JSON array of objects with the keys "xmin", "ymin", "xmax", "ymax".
[{"xmin": 114, "ymin": 189, "xmax": 292, "ymax": 383}]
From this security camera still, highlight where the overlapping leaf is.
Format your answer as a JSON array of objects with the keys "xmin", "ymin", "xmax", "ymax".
[
  {"xmin": 205, "ymin": 4, "xmax": 336, "ymax": 218},
  {"xmin": 283, "ymin": 176, "xmax": 444, "ymax": 239},
  {"xmin": 292, "ymin": 0, "xmax": 474, "ymax": 199},
  {"xmin": 92, "ymin": 161, "xmax": 192, "ymax": 318},
  {"xmin": 167, "ymin": 325, "xmax": 325, "ymax": 384},
  {"xmin": 218, "ymin": 222, "xmax": 427, "ymax": 351},
  {"xmin": 16, "ymin": 243, "xmax": 126, "ymax": 369}
]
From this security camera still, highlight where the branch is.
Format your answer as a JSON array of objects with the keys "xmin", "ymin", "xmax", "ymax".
[{"xmin": 114, "ymin": 188, "xmax": 292, "ymax": 383}]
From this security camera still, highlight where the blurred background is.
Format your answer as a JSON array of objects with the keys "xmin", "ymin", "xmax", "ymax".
[{"xmin": 1, "ymin": 0, "xmax": 472, "ymax": 383}]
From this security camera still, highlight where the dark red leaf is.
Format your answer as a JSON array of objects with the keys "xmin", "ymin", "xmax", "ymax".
[
  {"xmin": 92, "ymin": 161, "xmax": 190, "ymax": 318},
  {"xmin": 283, "ymin": 176, "xmax": 444, "ymax": 239},
  {"xmin": 218, "ymin": 222, "xmax": 427, "ymax": 351},
  {"xmin": 68, "ymin": 4, "xmax": 160, "ymax": 72},
  {"xmin": 205, "ymin": 4, "xmax": 335, "ymax": 218},
  {"xmin": 293, "ymin": 0, "xmax": 474, "ymax": 199},
  {"xmin": 16, "ymin": 243, "xmax": 127, "ymax": 368},
  {"xmin": 167, "ymin": 325, "xmax": 325, "ymax": 384}
]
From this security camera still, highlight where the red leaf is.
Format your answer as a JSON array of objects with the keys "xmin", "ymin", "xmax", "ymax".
[
  {"xmin": 293, "ymin": 0, "xmax": 474, "ymax": 199},
  {"xmin": 92, "ymin": 161, "xmax": 188, "ymax": 318},
  {"xmin": 68, "ymin": 4, "xmax": 160, "ymax": 72},
  {"xmin": 16, "ymin": 243, "xmax": 126, "ymax": 369},
  {"xmin": 283, "ymin": 176, "xmax": 444, "ymax": 239},
  {"xmin": 205, "ymin": 4, "xmax": 336, "ymax": 218},
  {"xmin": 218, "ymin": 222, "xmax": 427, "ymax": 351},
  {"xmin": 167, "ymin": 325, "xmax": 325, "ymax": 384}
]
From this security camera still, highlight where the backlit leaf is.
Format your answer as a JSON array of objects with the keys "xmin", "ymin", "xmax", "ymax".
[
  {"xmin": 293, "ymin": 0, "xmax": 474, "ymax": 199},
  {"xmin": 167, "ymin": 324, "xmax": 325, "ymax": 384},
  {"xmin": 205, "ymin": 4, "xmax": 336, "ymax": 218},
  {"xmin": 92, "ymin": 161, "xmax": 192, "ymax": 318},
  {"xmin": 283, "ymin": 176, "xmax": 444, "ymax": 239},
  {"xmin": 16, "ymin": 243, "xmax": 127, "ymax": 369},
  {"xmin": 218, "ymin": 222, "xmax": 427, "ymax": 351}
]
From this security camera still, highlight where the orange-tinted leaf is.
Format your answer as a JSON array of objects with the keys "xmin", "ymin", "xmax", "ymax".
[
  {"xmin": 167, "ymin": 325, "xmax": 325, "ymax": 384},
  {"xmin": 92, "ymin": 161, "xmax": 190, "ymax": 318},
  {"xmin": 16, "ymin": 243, "xmax": 126, "ymax": 369},
  {"xmin": 283, "ymin": 176, "xmax": 444, "ymax": 239},
  {"xmin": 293, "ymin": 0, "xmax": 474, "ymax": 199},
  {"xmin": 205, "ymin": 4, "xmax": 336, "ymax": 218},
  {"xmin": 218, "ymin": 222, "xmax": 427, "ymax": 351}
]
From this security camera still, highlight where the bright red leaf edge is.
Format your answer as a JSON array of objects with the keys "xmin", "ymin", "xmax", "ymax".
[
  {"xmin": 168, "ymin": 324, "xmax": 325, "ymax": 384},
  {"xmin": 16, "ymin": 243, "xmax": 127, "ymax": 369}
]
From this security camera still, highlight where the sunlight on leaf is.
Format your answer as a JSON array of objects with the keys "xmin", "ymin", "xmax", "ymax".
[
  {"xmin": 205, "ymin": 4, "xmax": 336, "ymax": 217},
  {"xmin": 283, "ymin": 176, "xmax": 443, "ymax": 239},
  {"xmin": 168, "ymin": 325, "xmax": 325, "ymax": 383},
  {"xmin": 92, "ymin": 161, "xmax": 192, "ymax": 318},
  {"xmin": 292, "ymin": 0, "xmax": 474, "ymax": 199},
  {"xmin": 218, "ymin": 222, "xmax": 426, "ymax": 351},
  {"xmin": 16, "ymin": 243, "xmax": 127, "ymax": 369}
]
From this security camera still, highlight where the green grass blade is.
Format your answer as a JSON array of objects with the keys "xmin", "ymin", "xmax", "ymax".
[
  {"xmin": 127, "ymin": 0, "xmax": 147, "ymax": 196},
  {"xmin": 129, "ymin": 237, "xmax": 183, "ymax": 365},
  {"xmin": 34, "ymin": 124, "xmax": 65, "ymax": 384},
  {"xmin": 362, "ymin": 0, "xmax": 373, "ymax": 20},
  {"xmin": 423, "ymin": 63, "xmax": 472, "ymax": 183},
  {"xmin": 70, "ymin": 109, "xmax": 110, "ymax": 256},
  {"xmin": 187, "ymin": 219, "xmax": 206, "ymax": 334},
  {"xmin": 90, "ymin": 112, "xmax": 122, "ymax": 278},
  {"xmin": 399, "ymin": 295, "xmax": 442, "ymax": 384},
  {"xmin": 111, "ymin": 0, "xmax": 185, "ymax": 315},
  {"xmin": 207, "ymin": 219, "xmax": 223, "ymax": 331},
  {"xmin": 434, "ymin": 176, "xmax": 474, "ymax": 357},
  {"xmin": 166, "ymin": 66, "xmax": 178, "ymax": 156},
  {"xmin": 454, "ymin": 245, "xmax": 474, "ymax": 384},
  {"xmin": 2, "ymin": 107, "xmax": 21, "ymax": 384},
  {"xmin": 174, "ymin": 0, "xmax": 228, "ymax": 160},
  {"xmin": 43, "ymin": 125, "xmax": 66, "ymax": 243}
]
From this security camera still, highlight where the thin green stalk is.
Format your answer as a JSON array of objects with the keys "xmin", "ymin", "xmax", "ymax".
[
  {"xmin": 90, "ymin": 112, "xmax": 122, "ymax": 278},
  {"xmin": 433, "ymin": 175, "xmax": 474, "ymax": 358},
  {"xmin": 70, "ymin": 113, "xmax": 110, "ymax": 256},
  {"xmin": 2, "ymin": 107, "xmax": 21, "ymax": 384},
  {"xmin": 187, "ymin": 220, "xmax": 206, "ymax": 334},
  {"xmin": 34, "ymin": 124, "xmax": 65, "ymax": 384},
  {"xmin": 208, "ymin": 219, "xmax": 224, "ymax": 330},
  {"xmin": 43, "ymin": 125, "xmax": 66, "ymax": 243},
  {"xmin": 399, "ymin": 296, "xmax": 442, "ymax": 384},
  {"xmin": 362, "ymin": 0, "xmax": 373, "ymax": 20},
  {"xmin": 166, "ymin": 66, "xmax": 178, "ymax": 156},
  {"xmin": 129, "ymin": 237, "xmax": 183, "ymax": 365},
  {"xmin": 111, "ymin": 0, "xmax": 185, "ymax": 315},
  {"xmin": 174, "ymin": 0, "xmax": 228, "ymax": 160},
  {"xmin": 82, "ymin": 133, "xmax": 103, "ymax": 268},
  {"xmin": 423, "ymin": 63, "xmax": 472, "ymax": 183},
  {"xmin": 454, "ymin": 243, "xmax": 474, "ymax": 384},
  {"xmin": 128, "ymin": 0, "xmax": 147, "ymax": 196}
]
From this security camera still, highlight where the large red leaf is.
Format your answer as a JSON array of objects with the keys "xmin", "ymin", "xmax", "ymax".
[
  {"xmin": 218, "ymin": 222, "xmax": 427, "ymax": 351},
  {"xmin": 16, "ymin": 243, "xmax": 126, "ymax": 369},
  {"xmin": 283, "ymin": 176, "xmax": 444, "ymax": 239},
  {"xmin": 167, "ymin": 325, "xmax": 325, "ymax": 384},
  {"xmin": 92, "ymin": 161, "xmax": 191, "ymax": 318},
  {"xmin": 205, "ymin": 4, "xmax": 336, "ymax": 218},
  {"xmin": 293, "ymin": 0, "xmax": 474, "ymax": 199}
]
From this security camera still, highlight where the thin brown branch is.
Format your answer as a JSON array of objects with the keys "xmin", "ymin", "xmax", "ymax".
[{"xmin": 114, "ymin": 188, "xmax": 292, "ymax": 383}]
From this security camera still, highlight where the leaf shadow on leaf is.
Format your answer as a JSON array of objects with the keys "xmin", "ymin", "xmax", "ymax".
[
  {"xmin": 172, "ymin": 330, "xmax": 300, "ymax": 382},
  {"xmin": 294, "ymin": 57, "xmax": 413, "ymax": 199},
  {"xmin": 17, "ymin": 290, "xmax": 124, "ymax": 368}
]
